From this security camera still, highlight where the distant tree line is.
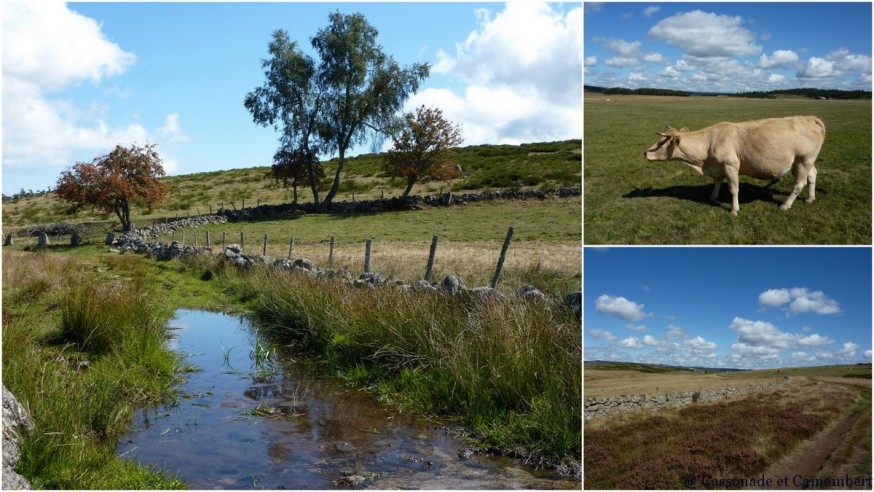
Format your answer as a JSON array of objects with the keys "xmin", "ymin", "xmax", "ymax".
[
  {"xmin": 585, "ymin": 85, "xmax": 872, "ymax": 100},
  {"xmin": 2, "ymin": 188, "xmax": 54, "ymax": 202},
  {"xmin": 728, "ymin": 88, "xmax": 872, "ymax": 100}
]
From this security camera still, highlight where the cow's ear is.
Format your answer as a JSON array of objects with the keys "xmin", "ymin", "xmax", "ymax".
[{"xmin": 679, "ymin": 127, "xmax": 689, "ymax": 133}]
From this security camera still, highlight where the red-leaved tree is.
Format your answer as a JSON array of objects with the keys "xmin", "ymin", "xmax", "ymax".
[
  {"xmin": 56, "ymin": 143, "xmax": 168, "ymax": 232},
  {"xmin": 383, "ymin": 106, "xmax": 463, "ymax": 200}
]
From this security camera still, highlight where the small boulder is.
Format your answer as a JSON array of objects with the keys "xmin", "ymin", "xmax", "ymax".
[
  {"xmin": 440, "ymin": 274, "xmax": 466, "ymax": 295},
  {"xmin": 518, "ymin": 284, "xmax": 547, "ymax": 304},
  {"xmin": 292, "ymin": 258, "xmax": 316, "ymax": 271},
  {"xmin": 104, "ymin": 232, "xmax": 115, "ymax": 245},
  {"xmin": 70, "ymin": 233, "xmax": 83, "ymax": 246},
  {"xmin": 3, "ymin": 385, "xmax": 34, "ymax": 490}
]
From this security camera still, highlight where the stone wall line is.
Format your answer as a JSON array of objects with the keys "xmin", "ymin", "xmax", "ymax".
[{"xmin": 584, "ymin": 380, "xmax": 789, "ymax": 420}]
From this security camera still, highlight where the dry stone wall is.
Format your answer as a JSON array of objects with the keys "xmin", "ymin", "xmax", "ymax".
[
  {"xmin": 584, "ymin": 380, "xmax": 788, "ymax": 420},
  {"xmin": 218, "ymin": 188, "xmax": 581, "ymax": 221}
]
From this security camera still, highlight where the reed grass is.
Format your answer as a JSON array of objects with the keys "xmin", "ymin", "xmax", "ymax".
[
  {"xmin": 2, "ymin": 251, "xmax": 184, "ymax": 489},
  {"xmin": 221, "ymin": 262, "xmax": 581, "ymax": 463}
]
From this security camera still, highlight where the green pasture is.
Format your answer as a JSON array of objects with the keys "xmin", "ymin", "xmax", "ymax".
[{"xmin": 584, "ymin": 95, "xmax": 871, "ymax": 244}]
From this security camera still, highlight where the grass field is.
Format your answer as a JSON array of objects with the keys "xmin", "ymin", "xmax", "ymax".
[
  {"xmin": 584, "ymin": 362, "xmax": 872, "ymax": 489},
  {"xmin": 583, "ymin": 94, "xmax": 871, "ymax": 244}
]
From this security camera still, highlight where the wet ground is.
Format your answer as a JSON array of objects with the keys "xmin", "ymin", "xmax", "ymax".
[{"xmin": 118, "ymin": 309, "xmax": 580, "ymax": 489}]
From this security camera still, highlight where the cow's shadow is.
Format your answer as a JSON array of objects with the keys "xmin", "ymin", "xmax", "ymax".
[{"xmin": 622, "ymin": 181, "xmax": 813, "ymax": 209}]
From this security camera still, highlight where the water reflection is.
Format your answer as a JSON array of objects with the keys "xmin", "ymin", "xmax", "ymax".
[{"xmin": 119, "ymin": 309, "xmax": 580, "ymax": 489}]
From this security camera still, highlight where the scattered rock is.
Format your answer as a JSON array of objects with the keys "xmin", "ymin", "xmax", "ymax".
[
  {"xmin": 440, "ymin": 274, "xmax": 466, "ymax": 295},
  {"xmin": 3, "ymin": 385, "xmax": 33, "ymax": 490},
  {"xmin": 105, "ymin": 233, "xmax": 115, "ymax": 245},
  {"xmin": 518, "ymin": 284, "xmax": 547, "ymax": 304},
  {"xmin": 566, "ymin": 291, "xmax": 582, "ymax": 319},
  {"xmin": 70, "ymin": 233, "xmax": 83, "ymax": 246},
  {"xmin": 458, "ymin": 448, "xmax": 475, "ymax": 460},
  {"xmin": 36, "ymin": 232, "xmax": 49, "ymax": 246},
  {"xmin": 4, "ymin": 234, "xmax": 12, "ymax": 246},
  {"xmin": 292, "ymin": 258, "xmax": 316, "ymax": 271}
]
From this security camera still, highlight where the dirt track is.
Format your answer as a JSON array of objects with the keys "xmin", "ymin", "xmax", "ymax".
[{"xmin": 761, "ymin": 379, "xmax": 871, "ymax": 490}]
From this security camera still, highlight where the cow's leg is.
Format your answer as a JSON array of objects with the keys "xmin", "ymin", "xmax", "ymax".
[
  {"xmin": 805, "ymin": 165, "xmax": 817, "ymax": 203},
  {"xmin": 780, "ymin": 159, "xmax": 812, "ymax": 211},
  {"xmin": 725, "ymin": 167, "xmax": 740, "ymax": 216},
  {"xmin": 710, "ymin": 178, "xmax": 723, "ymax": 201}
]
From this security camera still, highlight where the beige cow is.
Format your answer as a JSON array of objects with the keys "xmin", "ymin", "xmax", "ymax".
[{"xmin": 643, "ymin": 116, "xmax": 826, "ymax": 216}]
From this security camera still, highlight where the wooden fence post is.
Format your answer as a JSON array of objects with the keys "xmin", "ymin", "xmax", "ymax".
[
  {"xmin": 288, "ymin": 236, "xmax": 295, "ymax": 260},
  {"xmin": 172, "ymin": 230, "xmax": 176, "ymax": 242},
  {"xmin": 206, "ymin": 230, "xmax": 211, "ymax": 249},
  {"xmin": 364, "ymin": 239, "xmax": 372, "ymax": 274},
  {"xmin": 491, "ymin": 226, "xmax": 514, "ymax": 288},
  {"xmin": 329, "ymin": 237, "xmax": 335, "ymax": 270},
  {"xmin": 222, "ymin": 231, "xmax": 226, "ymax": 248},
  {"xmin": 425, "ymin": 235, "xmax": 439, "ymax": 281},
  {"xmin": 182, "ymin": 230, "xmax": 186, "ymax": 246},
  {"xmin": 262, "ymin": 234, "xmax": 268, "ymax": 256},
  {"xmin": 194, "ymin": 231, "xmax": 198, "ymax": 248}
]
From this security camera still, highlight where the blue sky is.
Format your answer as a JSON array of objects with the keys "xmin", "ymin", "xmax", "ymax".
[
  {"xmin": 584, "ymin": 247, "xmax": 873, "ymax": 369},
  {"xmin": 1, "ymin": 2, "xmax": 582, "ymax": 196},
  {"xmin": 584, "ymin": 2, "xmax": 872, "ymax": 93}
]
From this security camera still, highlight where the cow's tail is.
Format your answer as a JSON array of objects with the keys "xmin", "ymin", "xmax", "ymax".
[{"xmin": 812, "ymin": 116, "xmax": 826, "ymax": 141}]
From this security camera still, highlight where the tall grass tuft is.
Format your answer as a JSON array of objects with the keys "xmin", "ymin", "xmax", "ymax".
[
  {"xmin": 2, "ymin": 251, "xmax": 184, "ymax": 489},
  {"xmin": 222, "ymin": 264, "xmax": 581, "ymax": 462}
]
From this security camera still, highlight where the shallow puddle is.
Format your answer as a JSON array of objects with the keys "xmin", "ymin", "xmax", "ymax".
[{"xmin": 119, "ymin": 309, "xmax": 580, "ymax": 489}]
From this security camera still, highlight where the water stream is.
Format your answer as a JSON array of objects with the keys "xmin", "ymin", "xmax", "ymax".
[{"xmin": 118, "ymin": 309, "xmax": 580, "ymax": 489}]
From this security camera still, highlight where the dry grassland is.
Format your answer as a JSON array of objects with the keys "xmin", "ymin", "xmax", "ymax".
[
  {"xmin": 584, "ymin": 369, "xmax": 783, "ymax": 397},
  {"xmin": 584, "ymin": 378, "xmax": 869, "ymax": 489}
]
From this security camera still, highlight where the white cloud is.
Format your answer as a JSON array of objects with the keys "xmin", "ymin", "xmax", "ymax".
[
  {"xmin": 759, "ymin": 288, "xmax": 792, "ymax": 307},
  {"xmin": 585, "ymin": 56, "xmax": 598, "ymax": 66},
  {"xmin": 641, "ymin": 335, "xmax": 660, "ymax": 347},
  {"xmin": 643, "ymin": 6, "xmax": 661, "ymax": 18},
  {"xmin": 757, "ymin": 287, "xmax": 841, "ymax": 316},
  {"xmin": 648, "ymin": 10, "xmax": 761, "ymax": 58},
  {"xmin": 598, "ymin": 38, "xmax": 641, "ymax": 56},
  {"xmin": 605, "ymin": 57, "xmax": 639, "ymax": 67},
  {"xmin": 796, "ymin": 333, "xmax": 835, "ymax": 347},
  {"xmin": 865, "ymin": 350, "xmax": 872, "ymax": 358},
  {"xmin": 665, "ymin": 324, "xmax": 686, "ymax": 339},
  {"xmin": 158, "ymin": 114, "xmax": 189, "ymax": 143},
  {"xmin": 420, "ymin": 3, "xmax": 581, "ymax": 145},
  {"xmin": 684, "ymin": 336, "xmax": 717, "ymax": 353},
  {"xmin": 836, "ymin": 342, "xmax": 858, "ymax": 358},
  {"xmin": 759, "ymin": 50, "xmax": 799, "ymax": 69},
  {"xmin": 587, "ymin": 329, "xmax": 616, "ymax": 342},
  {"xmin": 798, "ymin": 48, "xmax": 873, "ymax": 81},
  {"xmin": 729, "ymin": 317, "xmax": 840, "ymax": 363},
  {"xmin": 620, "ymin": 337, "xmax": 643, "ymax": 349},
  {"xmin": 625, "ymin": 323, "xmax": 649, "ymax": 332},
  {"xmin": 642, "ymin": 53, "xmax": 668, "ymax": 64},
  {"xmin": 2, "ymin": 2, "xmax": 148, "ymax": 171},
  {"xmin": 595, "ymin": 294, "xmax": 652, "ymax": 322}
]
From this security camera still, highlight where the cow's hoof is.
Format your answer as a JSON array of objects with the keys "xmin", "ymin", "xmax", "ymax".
[{"xmin": 730, "ymin": 210, "xmax": 739, "ymax": 217}]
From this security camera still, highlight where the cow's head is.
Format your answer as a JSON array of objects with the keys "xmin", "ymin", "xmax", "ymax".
[{"xmin": 644, "ymin": 124, "xmax": 689, "ymax": 161}]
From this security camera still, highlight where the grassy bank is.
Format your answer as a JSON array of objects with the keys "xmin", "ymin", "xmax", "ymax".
[
  {"xmin": 584, "ymin": 95, "xmax": 871, "ymax": 244},
  {"xmin": 2, "ymin": 250, "xmax": 187, "ymax": 489},
  {"xmin": 220, "ymin": 261, "xmax": 582, "ymax": 465}
]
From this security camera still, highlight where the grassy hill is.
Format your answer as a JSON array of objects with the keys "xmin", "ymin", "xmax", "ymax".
[{"xmin": 2, "ymin": 139, "xmax": 580, "ymax": 229}]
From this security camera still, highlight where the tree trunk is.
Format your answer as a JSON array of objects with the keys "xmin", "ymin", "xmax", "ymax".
[
  {"xmin": 117, "ymin": 198, "xmax": 132, "ymax": 232},
  {"xmin": 401, "ymin": 178, "xmax": 416, "ymax": 200},
  {"xmin": 321, "ymin": 146, "xmax": 345, "ymax": 211}
]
